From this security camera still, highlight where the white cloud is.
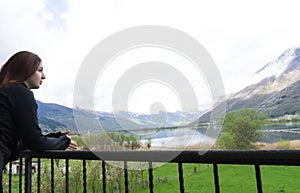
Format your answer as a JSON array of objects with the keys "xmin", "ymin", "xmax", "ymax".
[{"xmin": 1, "ymin": 0, "xmax": 300, "ymax": 112}]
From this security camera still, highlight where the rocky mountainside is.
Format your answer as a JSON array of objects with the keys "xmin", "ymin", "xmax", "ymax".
[{"xmin": 199, "ymin": 47, "xmax": 300, "ymax": 123}]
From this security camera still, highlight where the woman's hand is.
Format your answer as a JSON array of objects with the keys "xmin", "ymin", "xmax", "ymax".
[
  {"xmin": 61, "ymin": 130, "xmax": 71, "ymax": 135},
  {"xmin": 66, "ymin": 140, "xmax": 78, "ymax": 150},
  {"xmin": 61, "ymin": 130, "xmax": 78, "ymax": 150}
]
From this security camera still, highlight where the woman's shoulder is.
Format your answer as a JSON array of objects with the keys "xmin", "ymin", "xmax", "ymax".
[
  {"xmin": 2, "ymin": 82, "xmax": 33, "ymax": 97},
  {"xmin": 4, "ymin": 82, "xmax": 29, "ymax": 89}
]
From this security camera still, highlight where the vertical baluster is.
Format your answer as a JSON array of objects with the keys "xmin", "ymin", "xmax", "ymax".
[
  {"xmin": 83, "ymin": 159, "xmax": 87, "ymax": 193},
  {"xmin": 37, "ymin": 158, "xmax": 41, "ymax": 193},
  {"xmin": 178, "ymin": 162, "xmax": 184, "ymax": 193},
  {"xmin": 124, "ymin": 161, "xmax": 129, "ymax": 193},
  {"xmin": 51, "ymin": 158, "xmax": 54, "ymax": 193},
  {"xmin": 148, "ymin": 162, "xmax": 154, "ymax": 193},
  {"xmin": 24, "ymin": 157, "xmax": 32, "ymax": 193},
  {"xmin": 8, "ymin": 162, "xmax": 12, "ymax": 193},
  {"xmin": 102, "ymin": 161, "xmax": 106, "ymax": 193},
  {"xmin": 255, "ymin": 164, "xmax": 263, "ymax": 193},
  {"xmin": 213, "ymin": 163, "xmax": 220, "ymax": 193},
  {"xmin": 65, "ymin": 159, "xmax": 69, "ymax": 193},
  {"xmin": 19, "ymin": 158, "xmax": 22, "ymax": 193}
]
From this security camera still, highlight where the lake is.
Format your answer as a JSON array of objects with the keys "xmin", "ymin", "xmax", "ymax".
[
  {"xmin": 139, "ymin": 121, "xmax": 300, "ymax": 147},
  {"xmin": 260, "ymin": 121, "xmax": 300, "ymax": 143}
]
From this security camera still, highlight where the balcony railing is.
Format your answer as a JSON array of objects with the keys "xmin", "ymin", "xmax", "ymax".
[{"xmin": 3, "ymin": 150, "xmax": 300, "ymax": 193}]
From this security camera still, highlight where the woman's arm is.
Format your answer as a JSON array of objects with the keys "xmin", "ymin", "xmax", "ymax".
[{"xmin": 12, "ymin": 84, "xmax": 71, "ymax": 151}]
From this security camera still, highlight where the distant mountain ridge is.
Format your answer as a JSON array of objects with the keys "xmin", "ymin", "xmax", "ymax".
[
  {"xmin": 37, "ymin": 101, "xmax": 202, "ymax": 133},
  {"xmin": 37, "ymin": 101, "xmax": 75, "ymax": 133},
  {"xmin": 199, "ymin": 47, "xmax": 300, "ymax": 123},
  {"xmin": 38, "ymin": 47, "xmax": 300, "ymax": 131}
]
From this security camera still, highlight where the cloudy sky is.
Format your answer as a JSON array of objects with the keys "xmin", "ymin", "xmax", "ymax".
[{"xmin": 1, "ymin": 0, "xmax": 300, "ymax": 113}]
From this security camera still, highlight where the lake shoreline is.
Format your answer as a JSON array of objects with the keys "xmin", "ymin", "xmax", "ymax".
[{"xmin": 150, "ymin": 139, "xmax": 300, "ymax": 150}]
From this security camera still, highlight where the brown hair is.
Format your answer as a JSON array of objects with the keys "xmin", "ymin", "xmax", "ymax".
[{"xmin": 0, "ymin": 51, "xmax": 42, "ymax": 87}]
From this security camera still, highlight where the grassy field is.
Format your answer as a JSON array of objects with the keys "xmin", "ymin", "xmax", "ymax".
[
  {"xmin": 135, "ymin": 163, "xmax": 300, "ymax": 193},
  {"xmin": 3, "ymin": 162, "xmax": 300, "ymax": 193}
]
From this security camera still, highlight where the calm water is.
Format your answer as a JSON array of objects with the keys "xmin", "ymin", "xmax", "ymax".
[
  {"xmin": 143, "ymin": 127, "xmax": 215, "ymax": 148},
  {"xmin": 140, "ymin": 122, "xmax": 300, "ymax": 147},
  {"xmin": 260, "ymin": 122, "xmax": 300, "ymax": 143},
  {"xmin": 121, "ymin": 122, "xmax": 300, "ymax": 148}
]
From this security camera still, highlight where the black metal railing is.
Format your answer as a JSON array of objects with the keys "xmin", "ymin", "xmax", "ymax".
[{"xmin": 3, "ymin": 150, "xmax": 300, "ymax": 193}]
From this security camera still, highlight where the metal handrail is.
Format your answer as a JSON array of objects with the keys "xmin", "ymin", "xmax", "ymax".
[
  {"xmin": 6, "ymin": 150, "xmax": 300, "ymax": 193},
  {"xmin": 21, "ymin": 149, "xmax": 300, "ymax": 165}
]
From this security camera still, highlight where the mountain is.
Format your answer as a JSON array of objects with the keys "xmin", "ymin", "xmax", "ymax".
[
  {"xmin": 37, "ymin": 101, "xmax": 76, "ymax": 133},
  {"xmin": 38, "ymin": 47, "xmax": 300, "ymax": 130},
  {"xmin": 37, "ymin": 101, "xmax": 201, "ymax": 134},
  {"xmin": 198, "ymin": 47, "xmax": 300, "ymax": 123}
]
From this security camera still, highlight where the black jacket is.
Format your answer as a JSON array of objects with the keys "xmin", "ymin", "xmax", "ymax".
[{"xmin": 0, "ymin": 83, "xmax": 70, "ymax": 164}]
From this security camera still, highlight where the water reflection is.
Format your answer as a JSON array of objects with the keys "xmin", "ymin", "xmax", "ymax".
[
  {"xmin": 139, "ymin": 126, "xmax": 215, "ymax": 149},
  {"xmin": 261, "ymin": 121, "xmax": 300, "ymax": 143},
  {"xmin": 140, "ymin": 122, "xmax": 300, "ymax": 146}
]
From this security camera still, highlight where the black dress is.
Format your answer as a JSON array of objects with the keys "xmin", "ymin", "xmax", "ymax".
[{"xmin": 0, "ymin": 83, "xmax": 70, "ymax": 192}]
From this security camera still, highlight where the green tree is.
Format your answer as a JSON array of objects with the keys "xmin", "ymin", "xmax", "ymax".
[
  {"xmin": 217, "ymin": 108, "xmax": 266, "ymax": 149},
  {"xmin": 216, "ymin": 132, "xmax": 236, "ymax": 149}
]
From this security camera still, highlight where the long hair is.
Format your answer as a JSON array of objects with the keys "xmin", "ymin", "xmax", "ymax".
[{"xmin": 0, "ymin": 51, "xmax": 42, "ymax": 87}]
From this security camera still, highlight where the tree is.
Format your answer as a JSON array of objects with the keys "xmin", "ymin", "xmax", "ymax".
[
  {"xmin": 216, "ymin": 132, "xmax": 236, "ymax": 149},
  {"xmin": 217, "ymin": 108, "xmax": 267, "ymax": 149}
]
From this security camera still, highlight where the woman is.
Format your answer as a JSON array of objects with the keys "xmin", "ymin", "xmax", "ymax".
[{"xmin": 0, "ymin": 51, "xmax": 77, "ymax": 192}]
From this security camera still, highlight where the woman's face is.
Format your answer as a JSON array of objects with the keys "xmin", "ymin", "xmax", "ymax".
[{"xmin": 25, "ymin": 62, "xmax": 46, "ymax": 89}]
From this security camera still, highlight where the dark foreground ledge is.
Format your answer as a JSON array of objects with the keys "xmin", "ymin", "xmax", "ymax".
[{"xmin": 20, "ymin": 149, "xmax": 300, "ymax": 166}]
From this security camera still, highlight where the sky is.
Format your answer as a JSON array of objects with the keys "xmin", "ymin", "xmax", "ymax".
[{"xmin": 1, "ymin": 0, "xmax": 300, "ymax": 114}]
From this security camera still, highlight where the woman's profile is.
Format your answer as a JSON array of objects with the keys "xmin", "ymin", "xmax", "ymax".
[{"xmin": 0, "ymin": 51, "xmax": 77, "ymax": 192}]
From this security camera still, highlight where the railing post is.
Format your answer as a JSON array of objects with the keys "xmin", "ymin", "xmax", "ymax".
[
  {"xmin": 255, "ymin": 164, "xmax": 263, "ymax": 193},
  {"xmin": 65, "ymin": 159, "xmax": 69, "ymax": 193},
  {"xmin": 8, "ymin": 162, "xmax": 12, "ymax": 193},
  {"xmin": 83, "ymin": 159, "xmax": 87, "ymax": 193},
  {"xmin": 37, "ymin": 158, "xmax": 41, "ymax": 193},
  {"xmin": 124, "ymin": 161, "xmax": 129, "ymax": 193},
  {"xmin": 213, "ymin": 163, "xmax": 220, "ymax": 193},
  {"xmin": 102, "ymin": 161, "xmax": 106, "ymax": 193},
  {"xmin": 19, "ymin": 158, "xmax": 23, "ymax": 193},
  {"xmin": 51, "ymin": 158, "xmax": 54, "ymax": 193},
  {"xmin": 148, "ymin": 162, "xmax": 154, "ymax": 193},
  {"xmin": 178, "ymin": 162, "xmax": 184, "ymax": 193},
  {"xmin": 24, "ymin": 157, "xmax": 32, "ymax": 193}
]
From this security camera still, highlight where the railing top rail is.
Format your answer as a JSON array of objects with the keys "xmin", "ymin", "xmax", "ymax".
[{"xmin": 20, "ymin": 150, "xmax": 300, "ymax": 166}]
